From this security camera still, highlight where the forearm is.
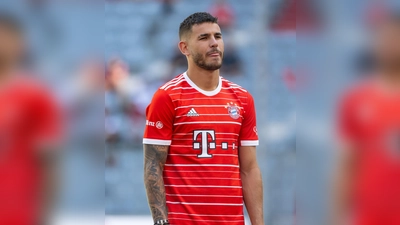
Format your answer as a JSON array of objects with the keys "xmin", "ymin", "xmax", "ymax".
[
  {"xmin": 330, "ymin": 147, "xmax": 357, "ymax": 225},
  {"xmin": 144, "ymin": 144, "xmax": 169, "ymax": 222},
  {"xmin": 241, "ymin": 167, "xmax": 264, "ymax": 225},
  {"xmin": 144, "ymin": 163, "xmax": 168, "ymax": 221},
  {"xmin": 37, "ymin": 148, "xmax": 61, "ymax": 225},
  {"xmin": 330, "ymin": 166, "xmax": 353, "ymax": 225}
]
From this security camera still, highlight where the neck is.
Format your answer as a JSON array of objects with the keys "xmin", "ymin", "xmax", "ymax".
[
  {"xmin": 186, "ymin": 65, "xmax": 220, "ymax": 91},
  {"xmin": 379, "ymin": 66, "xmax": 400, "ymax": 86},
  {"xmin": 0, "ymin": 66, "xmax": 14, "ymax": 85}
]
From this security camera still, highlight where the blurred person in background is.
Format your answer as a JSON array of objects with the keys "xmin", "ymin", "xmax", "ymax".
[
  {"xmin": 0, "ymin": 12, "xmax": 63, "ymax": 225},
  {"xmin": 105, "ymin": 58, "xmax": 145, "ymax": 144},
  {"xmin": 143, "ymin": 12, "xmax": 264, "ymax": 225},
  {"xmin": 209, "ymin": 0, "xmax": 235, "ymax": 31},
  {"xmin": 332, "ymin": 12, "xmax": 400, "ymax": 225},
  {"xmin": 64, "ymin": 58, "xmax": 104, "ymax": 157}
]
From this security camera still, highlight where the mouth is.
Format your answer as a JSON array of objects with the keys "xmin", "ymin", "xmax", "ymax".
[
  {"xmin": 207, "ymin": 51, "xmax": 221, "ymax": 57},
  {"xmin": 208, "ymin": 52, "xmax": 221, "ymax": 57}
]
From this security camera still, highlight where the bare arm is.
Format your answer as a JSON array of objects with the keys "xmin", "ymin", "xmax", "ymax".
[
  {"xmin": 239, "ymin": 146, "xmax": 264, "ymax": 225},
  {"xmin": 330, "ymin": 144, "xmax": 358, "ymax": 225},
  {"xmin": 36, "ymin": 146, "xmax": 61, "ymax": 225},
  {"xmin": 144, "ymin": 144, "xmax": 169, "ymax": 222}
]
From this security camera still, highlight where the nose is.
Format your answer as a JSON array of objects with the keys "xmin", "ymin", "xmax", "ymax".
[{"xmin": 209, "ymin": 37, "xmax": 218, "ymax": 48}]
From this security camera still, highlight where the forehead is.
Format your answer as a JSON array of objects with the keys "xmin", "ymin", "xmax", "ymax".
[{"xmin": 191, "ymin": 22, "xmax": 221, "ymax": 36}]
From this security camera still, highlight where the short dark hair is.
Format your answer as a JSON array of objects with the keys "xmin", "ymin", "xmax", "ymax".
[
  {"xmin": 179, "ymin": 12, "xmax": 218, "ymax": 39},
  {"xmin": 0, "ymin": 11, "xmax": 22, "ymax": 32}
]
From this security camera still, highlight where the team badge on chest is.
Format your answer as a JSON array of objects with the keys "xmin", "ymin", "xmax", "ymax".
[{"xmin": 225, "ymin": 102, "xmax": 241, "ymax": 120}]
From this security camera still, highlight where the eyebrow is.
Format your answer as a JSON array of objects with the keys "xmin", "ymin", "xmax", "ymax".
[{"xmin": 198, "ymin": 32, "xmax": 222, "ymax": 38}]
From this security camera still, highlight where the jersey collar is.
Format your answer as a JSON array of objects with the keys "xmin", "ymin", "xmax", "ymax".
[{"xmin": 183, "ymin": 71, "xmax": 222, "ymax": 97}]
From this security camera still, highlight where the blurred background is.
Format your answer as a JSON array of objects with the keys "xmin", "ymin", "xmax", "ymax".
[
  {"xmin": 0, "ymin": 1, "xmax": 103, "ymax": 225},
  {"xmin": 104, "ymin": 0, "xmax": 295, "ymax": 225},
  {"xmin": 6, "ymin": 0, "xmax": 400, "ymax": 224},
  {"xmin": 297, "ymin": 0, "xmax": 400, "ymax": 225}
]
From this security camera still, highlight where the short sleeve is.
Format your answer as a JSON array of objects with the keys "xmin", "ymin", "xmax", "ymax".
[
  {"xmin": 33, "ymin": 88, "xmax": 63, "ymax": 148},
  {"xmin": 143, "ymin": 89, "xmax": 175, "ymax": 145},
  {"xmin": 337, "ymin": 93, "xmax": 359, "ymax": 143},
  {"xmin": 239, "ymin": 92, "xmax": 259, "ymax": 146}
]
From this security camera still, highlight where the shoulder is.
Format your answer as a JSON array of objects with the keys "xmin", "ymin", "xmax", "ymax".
[
  {"xmin": 221, "ymin": 77, "xmax": 254, "ymax": 102},
  {"xmin": 340, "ymin": 80, "xmax": 376, "ymax": 105},
  {"xmin": 158, "ymin": 73, "xmax": 186, "ymax": 92},
  {"xmin": 221, "ymin": 77, "xmax": 249, "ymax": 93},
  {"xmin": 7, "ymin": 76, "xmax": 53, "ymax": 100},
  {"xmin": 149, "ymin": 75, "xmax": 186, "ymax": 105}
]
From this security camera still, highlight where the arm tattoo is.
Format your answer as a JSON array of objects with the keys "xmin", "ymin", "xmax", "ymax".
[{"xmin": 144, "ymin": 144, "xmax": 169, "ymax": 222}]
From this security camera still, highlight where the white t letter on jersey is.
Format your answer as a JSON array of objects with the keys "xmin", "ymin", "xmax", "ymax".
[{"xmin": 193, "ymin": 130, "xmax": 216, "ymax": 158}]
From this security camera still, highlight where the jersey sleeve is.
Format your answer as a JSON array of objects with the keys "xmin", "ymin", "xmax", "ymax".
[
  {"xmin": 32, "ymin": 87, "xmax": 63, "ymax": 149},
  {"xmin": 239, "ymin": 92, "xmax": 259, "ymax": 146},
  {"xmin": 337, "ymin": 92, "xmax": 359, "ymax": 143},
  {"xmin": 143, "ymin": 88, "xmax": 175, "ymax": 145}
]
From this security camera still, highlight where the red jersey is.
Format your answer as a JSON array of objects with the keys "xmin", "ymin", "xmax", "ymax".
[
  {"xmin": 339, "ymin": 81, "xmax": 400, "ymax": 225},
  {"xmin": 0, "ymin": 77, "xmax": 61, "ymax": 225},
  {"xmin": 143, "ymin": 72, "xmax": 259, "ymax": 225}
]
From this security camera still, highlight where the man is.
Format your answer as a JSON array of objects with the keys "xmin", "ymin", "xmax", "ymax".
[
  {"xmin": 143, "ymin": 12, "xmax": 264, "ymax": 225},
  {"xmin": 0, "ymin": 13, "xmax": 62, "ymax": 225},
  {"xmin": 332, "ymin": 12, "xmax": 400, "ymax": 225}
]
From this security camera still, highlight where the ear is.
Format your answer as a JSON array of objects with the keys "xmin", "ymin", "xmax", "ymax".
[{"xmin": 178, "ymin": 40, "xmax": 190, "ymax": 56}]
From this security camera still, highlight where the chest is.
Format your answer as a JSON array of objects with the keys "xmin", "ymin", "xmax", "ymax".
[
  {"xmin": 172, "ymin": 95, "xmax": 244, "ymax": 134},
  {"xmin": 352, "ymin": 96, "xmax": 400, "ymax": 157},
  {"xmin": 0, "ymin": 94, "xmax": 33, "ymax": 147},
  {"xmin": 354, "ymin": 97, "xmax": 400, "ymax": 136}
]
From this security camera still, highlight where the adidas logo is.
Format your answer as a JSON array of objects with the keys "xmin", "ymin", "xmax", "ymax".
[{"xmin": 186, "ymin": 108, "xmax": 199, "ymax": 117}]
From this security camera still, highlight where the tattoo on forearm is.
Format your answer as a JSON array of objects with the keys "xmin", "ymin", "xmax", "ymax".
[{"xmin": 144, "ymin": 144, "xmax": 169, "ymax": 222}]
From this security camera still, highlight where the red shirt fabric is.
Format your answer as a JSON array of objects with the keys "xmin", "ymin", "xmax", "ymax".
[
  {"xmin": 0, "ymin": 77, "xmax": 61, "ymax": 225},
  {"xmin": 339, "ymin": 81, "xmax": 400, "ymax": 225},
  {"xmin": 143, "ymin": 72, "xmax": 259, "ymax": 225}
]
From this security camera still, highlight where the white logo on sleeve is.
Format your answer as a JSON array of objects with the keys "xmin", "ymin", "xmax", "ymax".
[
  {"xmin": 253, "ymin": 126, "xmax": 258, "ymax": 136},
  {"xmin": 156, "ymin": 121, "xmax": 163, "ymax": 129},
  {"xmin": 146, "ymin": 120, "xmax": 155, "ymax": 126},
  {"xmin": 186, "ymin": 108, "xmax": 199, "ymax": 117}
]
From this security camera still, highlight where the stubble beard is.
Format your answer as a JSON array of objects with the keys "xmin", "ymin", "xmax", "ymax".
[{"xmin": 192, "ymin": 51, "xmax": 223, "ymax": 71}]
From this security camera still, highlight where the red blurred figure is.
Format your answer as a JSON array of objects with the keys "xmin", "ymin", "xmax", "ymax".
[
  {"xmin": 209, "ymin": 0, "xmax": 235, "ymax": 30},
  {"xmin": 332, "ymin": 13, "xmax": 400, "ymax": 225},
  {"xmin": 283, "ymin": 68, "xmax": 296, "ymax": 91},
  {"xmin": 0, "ymin": 13, "xmax": 62, "ymax": 225}
]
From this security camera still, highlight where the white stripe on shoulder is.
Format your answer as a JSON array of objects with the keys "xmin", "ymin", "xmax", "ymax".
[
  {"xmin": 229, "ymin": 86, "xmax": 247, "ymax": 92},
  {"xmin": 160, "ymin": 76, "xmax": 181, "ymax": 89},
  {"xmin": 164, "ymin": 79, "xmax": 187, "ymax": 90},
  {"xmin": 171, "ymin": 87, "xmax": 194, "ymax": 90},
  {"xmin": 160, "ymin": 75, "xmax": 184, "ymax": 89}
]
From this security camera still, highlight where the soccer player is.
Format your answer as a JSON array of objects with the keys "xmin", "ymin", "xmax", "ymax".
[
  {"xmin": 143, "ymin": 12, "xmax": 264, "ymax": 225},
  {"xmin": 0, "ymin": 13, "xmax": 62, "ymax": 225},
  {"xmin": 332, "ymin": 12, "xmax": 400, "ymax": 225}
]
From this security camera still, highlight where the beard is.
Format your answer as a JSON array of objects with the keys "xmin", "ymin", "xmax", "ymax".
[{"xmin": 192, "ymin": 50, "xmax": 223, "ymax": 71}]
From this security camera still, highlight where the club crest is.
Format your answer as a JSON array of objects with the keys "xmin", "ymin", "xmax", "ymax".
[{"xmin": 225, "ymin": 102, "xmax": 241, "ymax": 120}]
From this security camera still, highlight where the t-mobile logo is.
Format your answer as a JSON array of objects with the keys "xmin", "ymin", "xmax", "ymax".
[{"xmin": 193, "ymin": 130, "xmax": 216, "ymax": 158}]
